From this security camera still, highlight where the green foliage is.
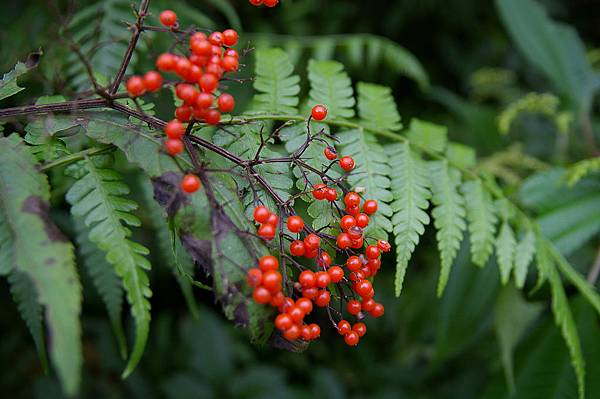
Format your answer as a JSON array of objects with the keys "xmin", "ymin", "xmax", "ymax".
[
  {"xmin": 406, "ymin": 119, "xmax": 448, "ymax": 153},
  {"xmin": 566, "ymin": 157, "xmax": 600, "ymax": 186},
  {"xmin": 65, "ymin": 154, "xmax": 151, "ymax": 377},
  {"xmin": 462, "ymin": 180, "xmax": 497, "ymax": 267},
  {"xmin": 356, "ymin": 82, "xmax": 402, "ymax": 131},
  {"xmin": 497, "ymin": 92, "xmax": 570, "ymax": 135},
  {"xmin": 307, "ymin": 59, "xmax": 355, "ymax": 119},
  {"xmin": 252, "ymin": 48, "xmax": 301, "ymax": 115},
  {"xmin": 0, "ymin": 135, "xmax": 82, "ymax": 395},
  {"xmin": 0, "ymin": 61, "xmax": 35, "ymax": 101}
]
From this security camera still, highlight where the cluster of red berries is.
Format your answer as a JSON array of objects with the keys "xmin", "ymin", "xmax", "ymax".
[
  {"xmin": 247, "ymin": 116, "xmax": 391, "ymax": 346},
  {"xmin": 249, "ymin": 0, "xmax": 279, "ymax": 7}
]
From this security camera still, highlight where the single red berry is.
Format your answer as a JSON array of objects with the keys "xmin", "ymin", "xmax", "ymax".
[
  {"xmin": 225, "ymin": 48, "xmax": 239, "ymax": 58},
  {"xmin": 181, "ymin": 174, "xmax": 201, "ymax": 193},
  {"xmin": 217, "ymin": 93, "xmax": 235, "ymax": 113},
  {"xmin": 222, "ymin": 29, "xmax": 239, "ymax": 46},
  {"xmin": 337, "ymin": 320, "xmax": 351, "ymax": 335},
  {"xmin": 246, "ymin": 268, "xmax": 262, "ymax": 287},
  {"xmin": 283, "ymin": 324, "xmax": 300, "ymax": 341},
  {"xmin": 175, "ymin": 83, "xmax": 198, "ymax": 105},
  {"xmin": 365, "ymin": 245, "xmax": 380, "ymax": 259},
  {"xmin": 298, "ymin": 270, "xmax": 316, "ymax": 288},
  {"xmin": 164, "ymin": 119, "xmax": 185, "ymax": 139},
  {"xmin": 156, "ymin": 53, "xmax": 177, "ymax": 71},
  {"xmin": 351, "ymin": 236, "xmax": 364, "ymax": 249},
  {"xmin": 346, "ymin": 256, "xmax": 362, "ymax": 272},
  {"xmin": 377, "ymin": 240, "xmax": 392, "ymax": 252},
  {"xmin": 196, "ymin": 92, "xmax": 214, "ymax": 109},
  {"xmin": 143, "ymin": 71, "xmax": 163, "ymax": 92},
  {"xmin": 346, "ymin": 205, "xmax": 360, "ymax": 216},
  {"xmin": 344, "ymin": 331, "xmax": 360, "ymax": 346},
  {"xmin": 315, "ymin": 271, "xmax": 331, "ymax": 288},
  {"xmin": 300, "ymin": 324, "xmax": 312, "ymax": 341},
  {"xmin": 363, "ymin": 199, "xmax": 378, "ymax": 215},
  {"xmin": 252, "ymin": 286, "xmax": 271, "ymax": 304},
  {"xmin": 311, "ymin": 105, "xmax": 327, "ymax": 121},
  {"xmin": 318, "ymin": 252, "xmax": 331, "ymax": 267},
  {"xmin": 344, "ymin": 192, "xmax": 360, "ymax": 208},
  {"xmin": 266, "ymin": 213, "xmax": 279, "ymax": 226},
  {"xmin": 304, "ymin": 234, "xmax": 321, "ymax": 250},
  {"xmin": 356, "ymin": 213, "xmax": 370, "ymax": 228},
  {"xmin": 286, "ymin": 215, "xmax": 305, "ymax": 233},
  {"xmin": 287, "ymin": 306, "xmax": 304, "ymax": 323},
  {"xmin": 347, "ymin": 300, "xmax": 361, "ymax": 315},
  {"xmin": 253, "ymin": 205, "xmax": 271, "ymax": 224},
  {"xmin": 339, "ymin": 156, "xmax": 355, "ymax": 171},
  {"xmin": 325, "ymin": 188, "xmax": 338, "ymax": 201},
  {"xmin": 264, "ymin": 0, "xmax": 279, "ymax": 6},
  {"xmin": 159, "ymin": 10, "xmax": 177, "ymax": 27},
  {"xmin": 126, "ymin": 76, "xmax": 145, "ymax": 97},
  {"xmin": 190, "ymin": 32, "xmax": 207, "ymax": 42},
  {"xmin": 184, "ymin": 64, "xmax": 202, "ymax": 82},
  {"xmin": 279, "ymin": 297, "xmax": 295, "ymax": 313},
  {"xmin": 312, "ymin": 183, "xmax": 327, "ymax": 200},
  {"xmin": 314, "ymin": 290, "xmax": 331, "ymax": 307},
  {"xmin": 175, "ymin": 105, "xmax": 192, "ymax": 122},
  {"xmin": 355, "ymin": 280, "xmax": 372, "ymax": 297},
  {"xmin": 221, "ymin": 56, "xmax": 239, "ymax": 72},
  {"xmin": 302, "ymin": 287, "xmax": 318, "ymax": 300},
  {"xmin": 262, "ymin": 270, "xmax": 282, "ymax": 292},
  {"xmin": 304, "ymin": 247, "xmax": 318, "ymax": 259},
  {"xmin": 349, "ymin": 270, "xmax": 365, "ymax": 283},
  {"xmin": 340, "ymin": 215, "xmax": 356, "ymax": 231},
  {"xmin": 336, "ymin": 233, "xmax": 352, "ymax": 249},
  {"xmin": 324, "ymin": 146, "xmax": 337, "ymax": 160},
  {"xmin": 164, "ymin": 138, "xmax": 183, "ymax": 155},
  {"xmin": 290, "ymin": 240, "xmax": 306, "ymax": 257},
  {"xmin": 370, "ymin": 303, "xmax": 385, "ymax": 318},
  {"xmin": 191, "ymin": 39, "xmax": 212, "ymax": 56},
  {"xmin": 361, "ymin": 298, "xmax": 376, "ymax": 312},
  {"xmin": 275, "ymin": 313, "xmax": 293, "ymax": 331},
  {"xmin": 204, "ymin": 109, "xmax": 221, "ymax": 125},
  {"xmin": 259, "ymin": 255, "xmax": 279, "ymax": 271},
  {"xmin": 208, "ymin": 31, "xmax": 223, "ymax": 45},
  {"xmin": 352, "ymin": 322, "xmax": 367, "ymax": 337},
  {"xmin": 249, "ymin": 0, "xmax": 263, "ymax": 5},
  {"xmin": 309, "ymin": 323, "xmax": 321, "ymax": 339},
  {"xmin": 296, "ymin": 298, "xmax": 313, "ymax": 315},
  {"xmin": 328, "ymin": 266, "xmax": 344, "ymax": 283},
  {"xmin": 199, "ymin": 73, "xmax": 219, "ymax": 93},
  {"xmin": 175, "ymin": 58, "xmax": 192, "ymax": 79},
  {"xmin": 347, "ymin": 226, "xmax": 363, "ymax": 240},
  {"xmin": 270, "ymin": 291, "xmax": 285, "ymax": 307}
]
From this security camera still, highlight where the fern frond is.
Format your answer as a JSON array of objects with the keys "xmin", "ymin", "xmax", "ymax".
[
  {"xmin": 338, "ymin": 129, "xmax": 392, "ymax": 239},
  {"xmin": 65, "ymin": 154, "xmax": 151, "ymax": 377},
  {"xmin": 462, "ymin": 180, "xmax": 497, "ymax": 267},
  {"xmin": 252, "ymin": 48, "xmax": 301, "ymax": 115},
  {"xmin": 496, "ymin": 221, "xmax": 516, "ymax": 285},
  {"xmin": 406, "ymin": 119, "xmax": 448, "ymax": 153},
  {"xmin": 388, "ymin": 142, "xmax": 431, "ymax": 296},
  {"xmin": 566, "ymin": 157, "xmax": 600, "ymax": 186},
  {"xmin": 514, "ymin": 228, "xmax": 535, "ymax": 288},
  {"xmin": 356, "ymin": 82, "xmax": 402, "ymax": 131},
  {"xmin": 307, "ymin": 59, "xmax": 355, "ymax": 119},
  {"xmin": 429, "ymin": 160, "xmax": 466, "ymax": 297}
]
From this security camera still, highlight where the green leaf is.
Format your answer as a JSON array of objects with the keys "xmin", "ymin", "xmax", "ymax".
[
  {"xmin": 462, "ymin": 180, "xmax": 497, "ymax": 267},
  {"xmin": 0, "ymin": 134, "xmax": 82, "ymax": 395},
  {"xmin": 566, "ymin": 157, "xmax": 600, "ymax": 186},
  {"xmin": 356, "ymin": 82, "xmax": 402, "ymax": 131},
  {"xmin": 338, "ymin": 129, "xmax": 393, "ymax": 239},
  {"xmin": 496, "ymin": 221, "xmax": 517, "ymax": 285},
  {"xmin": 387, "ymin": 142, "xmax": 431, "ymax": 296},
  {"xmin": 429, "ymin": 160, "xmax": 466, "ymax": 297},
  {"xmin": 65, "ymin": 154, "xmax": 151, "ymax": 378},
  {"xmin": 406, "ymin": 118, "xmax": 448, "ymax": 153},
  {"xmin": 495, "ymin": 0, "xmax": 597, "ymax": 110},
  {"xmin": 514, "ymin": 229, "xmax": 536, "ymax": 289},
  {"xmin": 446, "ymin": 142, "xmax": 476, "ymax": 169},
  {"xmin": 307, "ymin": 59, "xmax": 355, "ymax": 119},
  {"xmin": 0, "ymin": 61, "xmax": 36, "ymax": 101},
  {"xmin": 252, "ymin": 48, "xmax": 301, "ymax": 115}
]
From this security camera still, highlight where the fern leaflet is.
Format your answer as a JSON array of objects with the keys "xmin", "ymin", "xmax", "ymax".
[
  {"xmin": 252, "ymin": 48, "xmax": 301, "ymax": 115},
  {"xmin": 462, "ymin": 180, "xmax": 497, "ymax": 267},
  {"xmin": 356, "ymin": 82, "xmax": 402, "ymax": 131},
  {"xmin": 307, "ymin": 59, "xmax": 355, "ymax": 119}
]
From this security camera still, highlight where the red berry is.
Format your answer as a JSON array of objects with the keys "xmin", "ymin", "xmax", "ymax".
[
  {"xmin": 266, "ymin": 213, "xmax": 279, "ymax": 226},
  {"xmin": 264, "ymin": 0, "xmax": 279, "ymax": 7},
  {"xmin": 246, "ymin": 268, "xmax": 262, "ymax": 287},
  {"xmin": 377, "ymin": 240, "xmax": 392, "ymax": 252},
  {"xmin": 344, "ymin": 192, "xmax": 360, "ymax": 208},
  {"xmin": 199, "ymin": 73, "xmax": 219, "ymax": 93},
  {"xmin": 363, "ymin": 200, "xmax": 378, "ymax": 215},
  {"xmin": 270, "ymin": 291, "xmax": 285, "ymax": 307},
  {"xmin": 126, "ymin": 76, "xmax": 145, "ymax": 97},
  {"xmin": 217, "ymin": 93, "xmax": 235, "ymax": 113},
  {"xmin": 304, "ymin": 234, "xmax": 320, "ymax": 250},
  {"xmin": 355, "ymin": 280, "xmax": 372, "ymax": 297},
  {"xmin": 309, "ymin": 323, "xmax": 321, "ymax": 339},
  {"xmin": 290, "ymin": 240, "xmax": 306, "ymax": 257},
  {"xmin": 164, "ymin": 119, "xmax": 185, "ymax": 139},
  {"xmin": 339, "ymin": 156, "xmax": 355, "ymax": 171},
  {"xmin": 352, "ymin": 322, "xmax": 367, "ymax": 337},
  {"xmin": 328, "ymin": 266, "xmax": 344, "ymax": 283},
  {"xmin": 370, "ymin": 303, "xmax": 384, "ymax": 318},
  {"xmin": 181, "ymin": 174, "xmax": 201, "ymax": 193},
  {"xmin": 222, "ymin": 29, "xmax": 239, "ymax": 46},
  {"xmin": 315, "ymin": 271, "xmax": 331, "ymax": 288},
  {"xmin": 204, "ymin": 109, "xmax": 221, "ymax": 125},
  {"xmin": 191, "ymin": 39, "xmax": 212, "ymax": 56},
  {"xmin": 175, "ymin": 58, "xmax": 192, "ymax": 79},
  {"xmin": 296, "ymin": 298, "xmax": 313, "ymax": 315},
  {"xmin": 283, "ymin": 324, "xmax": 300, "ymax": 341},
  {"xmin": 312, "ymin": 183, "xmax": 327, "ymax": 200},
  {"xmin": 347, "ymin": 226, "xmax": 363, "ymax": 240},
  {"xmin": 253, "ymin": 205, "xmax": 271, "ymax": 223},
  {"xmin": 286, "ymin": 215, "xmax": 304, "ymax": 233},
  {"xmin": 287, "ymin": 306, "xmax": 304, "ymax": 323},
  {"xmin": 356, "ymin": 213, "xmax": 369, "ymax": 228},
  {"xmin": 190, "ymin": 32, "xmax": 207, "ymax": 41},
  {"xmin": 324, "ymin": 146, "xmax": 337, "ymax": 160},
  {"xmin": 225, "ymin": 48, "xmax": 239, "ymax": 58},
  {"xmin": 249, "ymin": 0, "xmax": 263, "ymax": 5},
  {"xmin": 164, "ymin": 138, "xmax": 183, "ymax": 155},
  {"xmin": 301, "ymin": 325, "xmax": 312, "ymax": 341},
  {"xmin": 156, "ymin": 53, "xmax": 177, "ymax": 71},
  {"xmin": 143, "ymin": 71, "xmax": 163, "ymax": 92},
  {"xmin": 280, "ymin": 297, "xmax": 295, "ymax": 313},
  {"xmin": 175, "ymin": 83, "xmax": 198, "ymax": 105},
  {"xmin": 275, "ymin": 313, "xmax": 293, "ymax": 331},
  {"xmin": 314, "ymin": 290, "xmax": 331, "ymax": 307},
  {"xmin": 365, "ymin": 245, "xmax": 380, "ymax": 259},
  {"xmin": 346, "ymin": 256, "xmax": 362, "ymax": 272},
  {"xmin": 259, "ymin": 255, "xmax": 279, "ymax": 271},
  {"xmin": 336, "ymin": 233, "xmax": 352, "ymax": 249},
  {"xmin": 317, "ymin": 252, "xmax": 331, "ymax": 267},
  {"xmin": 208, "ymin": 32, "xmax": 223, "ymax": 46},
  {"xmin": 347, "ymin": 300, "xmax": 361, "ymax": 315},
  {"xmin": 175, "ymin": 105, "xmax": 192, "ymax": 122},
  {"xmin": 351, "ymin": 236, "xmax": 364, "ymax": 249},
  {"xmin": 361, "ymin": 298, "xmax": 376, "ymax": 312},
  {"xmin": 346, "ymin": 205, "xmax": 360, "ymax": 216},
  {"xmin": 159, "ymin": 10, "xmax": 177, "ymax": 27},
  {"xmin": 325, "ymin": 188, "xmax": 338, "ymax": 201},
  {"xmin": 311, "ymin": 105, "xmax": 327, "ymax": 121},
  {"xmin": 349, "ymin": 271, "xmax": 365, "ymax": 283},
  {"xmin": 340, "ymin": 215, "xmax": 356, "ymax": 231},
  {"xmin": 262, "ymin": 270, "xmax": 282, "ymax": 292},
  {"xmin": 337, "ymin": 320, "xmax": 351, "ymax": 335},
  {"xmin": 252, "ymin": 286, "xmax": 271, "ymax": 304},
  {"xmin": 298, "ymin": 270, "xmax": 316, "ymax": 288},
  {"xmin": 302, "ymin": 287, "xmax": 318, "ymax": 300},
  {"xmin": 344, "ymin": 331, "xmax": 359, "ymax": 346},
  {"xmin": 221, "ymin": 56, "xmax": 239, "ymax": 72},
  {"xmin": 196, "ymin": 92, "xmax": 214, "ymax": 109}
]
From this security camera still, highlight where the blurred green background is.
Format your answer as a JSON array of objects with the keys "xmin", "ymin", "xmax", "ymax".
[{"xmin": 1, "ymin": 0, "xmax": 600, "ymax": 398}]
